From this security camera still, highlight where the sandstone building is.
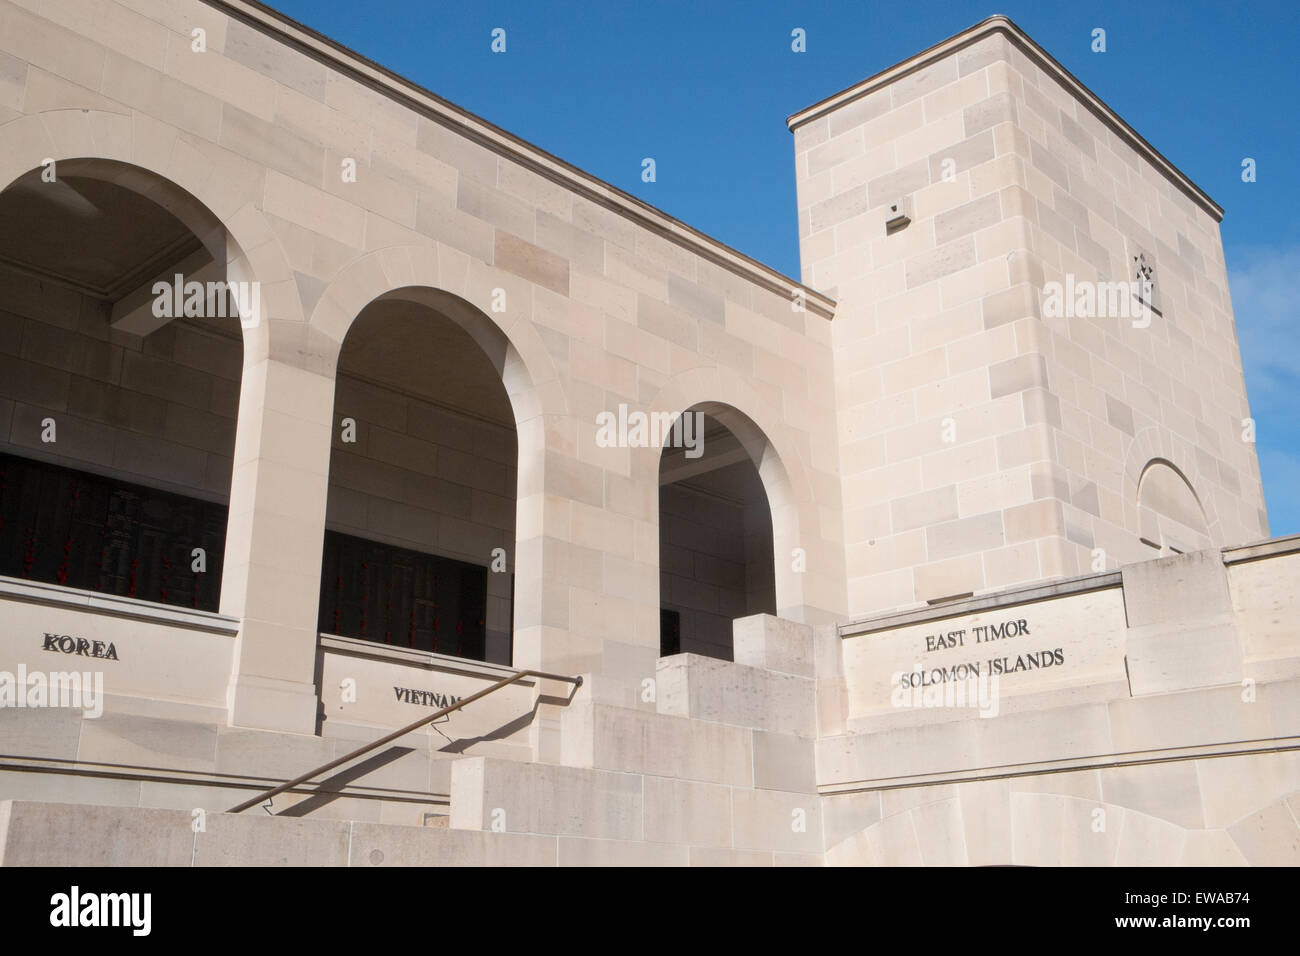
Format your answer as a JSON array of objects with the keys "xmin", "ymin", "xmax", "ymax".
[{"xmin": 0, "ymin": 1, "xmax": 1294, "ymax": 866}]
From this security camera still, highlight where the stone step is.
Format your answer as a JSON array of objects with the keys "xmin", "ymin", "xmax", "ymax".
[
  {"xmin": 561, "ymin": 700, "xmax": 753, "ymax": 786},
  {"xmin": 447, "ymin": 757, "xmax": 825, "ymax": 856},
  {"xmin": 655, "ymin": 653, "xmax": 816, "ymax": 735},
  {"xmin": 562, "ymin": 696, "xmax": 819, "ymax": 791},
  {"xmin": 0, "ymin": 799, "xmax": 552, "ymax": 866},
  {"xmin": 0, "ymin": 798, "xmax": 824, "ymax": 865}
]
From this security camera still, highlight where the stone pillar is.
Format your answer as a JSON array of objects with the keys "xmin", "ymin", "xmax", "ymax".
[
  {"xmin": 1122, "ymin": 549, "xmax": 1243, "ymax": 695},
  {"xmin": 221, "ymin": 356, "xmax": 336, "ymax": 735}
]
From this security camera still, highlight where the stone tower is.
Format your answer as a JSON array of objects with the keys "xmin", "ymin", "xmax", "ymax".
[{"xmin": 790, "ymin": 16, "xmax": 1268, "ymax": 619}]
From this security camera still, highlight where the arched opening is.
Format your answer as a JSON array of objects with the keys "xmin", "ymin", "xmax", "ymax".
[
  {"xmin": 1137, "ymin": 459, "xmax": 1211, "ymax": 554},
  {"xmin": 319, "ymin": 289, "xmax": 517, "ymax": 664},
  {"xmin": 0, "ymin": 160, "xmax": 245, "ymax": 611},
  {"xmin": 657, "ymin": 408, "xmax": 777, "ymax": 660}
]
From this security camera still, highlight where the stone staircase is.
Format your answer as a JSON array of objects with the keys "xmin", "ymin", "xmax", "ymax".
[{"xmin": 0, "ymin": 616, "xmax": 832, "ymax": 866}]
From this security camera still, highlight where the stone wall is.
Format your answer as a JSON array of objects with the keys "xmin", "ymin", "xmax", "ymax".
[
  {"xmin": 0, "ymin": 0, "xmax": 849, "ymax": 738},
  {"xmin": 822, "ymin": 750, "xmax": 1300, "ymax": 866},
  {"xmin": 997, "ymin": 28, "xmax": 1266, "ymax": 569},
  {"xmin": 0, "ymin": 3, "xmax": 1288, "ymax": 868},
  {"xmin": 818, "ymin": 537, "xmax": 1300, "ymax": 866},
  {"xmin": 0, "ymin": 614, "xmax": 829, "ymax": 866},
  {"xmin": 5, "ymin": 538, "xmax": 1296, "ymax": 867}
]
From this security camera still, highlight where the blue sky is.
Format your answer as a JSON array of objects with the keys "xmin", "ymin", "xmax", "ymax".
[{"xmin": 268, "ymin": 0, "xmax": 1300, "ymax": 535}]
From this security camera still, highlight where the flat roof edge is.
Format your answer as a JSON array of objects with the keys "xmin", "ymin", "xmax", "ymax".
[
  {"xmin": 787, "ymin": 15, "xmax": 1224, "ymax": 223},
  {"xmin": 202, "ymin": 0, "xmax": 837, "ymax": 317}
]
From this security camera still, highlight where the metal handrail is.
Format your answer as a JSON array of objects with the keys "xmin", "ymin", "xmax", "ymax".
[{"xmin": 227, "ymin": 667, "xmax": 583, "ymax": 813}]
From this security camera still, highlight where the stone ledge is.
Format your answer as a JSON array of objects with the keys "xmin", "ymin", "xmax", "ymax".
[
  {"xmin": 0, "ymin": 799, "xmax": 819, "ymax": 866},
  {"xmin": 1222, "ymin": 532, "xmax": 1300, "ymax": 564},
  {"xmin": 839, "ymin": 569, "xmax": 1122, "ymax": 638},
  {"xmin": 0, "ymin": 574, "xmax": 239, "ymax": 634},
  {"xmin": 816, "ymin": 738, "xmax": 1300, "ymax": 794},
  {"xmin": 318, "ymin": 633, "xmax": 535, "ymax": 682},
  {"xmin": 0, "ymin": 801, "xmax": 558, "ymax": 866},
  {"xmin": 818, "ymin": 676, "xmax": 1300, "ymax": 792}
]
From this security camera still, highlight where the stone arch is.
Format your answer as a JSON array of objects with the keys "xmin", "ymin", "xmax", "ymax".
[
  {"xmin": 308, "ymin": 246, "xmax": 571, "ymax": 665},
  {"xmin": 306, "ymin": 244, "xmax": 566, "ymax": 425},
  {"xmin": 0, "ymin": 109, "xmax": 303, "ymax": 361},
  {"xmin": 643, "ymin": 366, "xmax": 816, "ymax": 622},
  {"xmin": 1122, "ymin": 426, "xmax": 1221, "ymax": 548},
  {"xmin": 0, "ymin": 119, "xmax": 307, "ymax": 623},
  {"xmin": 1136, "ymin": 459, "xmax": 1212, "ymax": 554}
]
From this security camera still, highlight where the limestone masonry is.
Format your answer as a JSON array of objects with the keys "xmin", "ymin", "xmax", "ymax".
[{"xmin": 0, "ymin": 1, "xmax": 1294, "ymax": 866}]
